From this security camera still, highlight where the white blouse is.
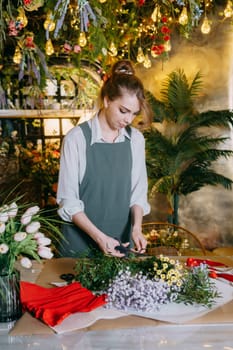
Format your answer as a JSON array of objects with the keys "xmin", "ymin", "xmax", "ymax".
[{"xmin": 57, "ymin": 114, "xmax": 151, "ymax": 222}]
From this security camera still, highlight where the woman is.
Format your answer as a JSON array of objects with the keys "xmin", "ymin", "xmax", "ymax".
[{"xmin": 57, "ymin": 60, "xmax": 152, "ymax": 257}]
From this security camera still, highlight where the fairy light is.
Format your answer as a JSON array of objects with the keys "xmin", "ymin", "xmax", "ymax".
[
  {"xmin": 224, "ymin": 0, "xmax": 233, "ymax": 18},
  {"xmin": 164, "ymin": 40, "xmax": 171, "ymax": 52},
  {"xmin": 178, "ymin": 7, "xmax": 188, "ymax": 25},
  {"xmin": 151, "ymin": 5, "xmax": 161, "ymax": 22},
  {"xmin": 13, "ymin": 46, "xmax": 22, "ymax": 64},
  {"xmin": 143, "ymin": 54, "xmax": 152, "ymax": 68},
  {"xmin": 78, "ymin": 32, "xmax": 87, "ymax": 47},
  {"xmin": 201, "ymin": 15, "xmax": 211, "ymax": 34},
  {"xmin": 136, "ymin": 47, "xmax": 145, "ymax": 63},
  {"xmin": 109, "ymin": 41, "xmax": 118, "ymax": 56},
  {"xmin": 44, "ymin": 11, "xmax": 55, "ymax": 32},
  {"xmin": 45, "ymin": 39, "xmax": 54, "ymax": 55}
]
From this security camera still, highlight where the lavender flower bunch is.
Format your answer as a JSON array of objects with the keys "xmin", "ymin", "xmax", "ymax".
[{"xmin": 105, "ymin": 267, "xmax": 178, "ymax": 313}]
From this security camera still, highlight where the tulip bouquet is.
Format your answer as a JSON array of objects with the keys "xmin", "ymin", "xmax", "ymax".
[{"xmin": 0, "ymin": 200, "xmax": 61, "ymax": 275}]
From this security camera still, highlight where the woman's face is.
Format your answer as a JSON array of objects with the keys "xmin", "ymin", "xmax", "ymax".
[{"xmin": 103, "ymin": 91, "xmax": 140, "ymax": 130}]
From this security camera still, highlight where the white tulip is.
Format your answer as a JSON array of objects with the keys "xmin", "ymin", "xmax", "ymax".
[
  {"xmin": 0, "ymin": 243, "xmax": 9, "ymax": 254},
  {"xmin": 26, "ymin": 221, "xmax": 41, "ymax": 234},
  {"xmin": 37, "ymin": 237, "xmax": 51, "ymax": 246},
  {"xmin": 21, "ymin": 213, "xmax": 32, "ymax": 225},
  {"xmin": 0, "ymin": 211, "xmax": 8, "ymax": 223},
  {"xmin": 14, "ymin": 231, "xmax": 27, "ymax": 242},
  {"xmin": 24, "ymin": 206, "xmax": 40, "ymax": 216},
  {"xmin": 8, "ymin": 202, "xmax": 18, "ymax": 218},
  {"xmin": 20, "ymin": 257, "xmax": 32, "ymax": 269},
  {"xmin": 38, "ymin": 246, "xmax": 53, "ymax": 259},
  {"xmin": 0, "ymin": 222, "xmax": 6, "ymax": 234},
  {"xmin": 33, "ymin": 232, "xmax": 45, "ymax": 239}
]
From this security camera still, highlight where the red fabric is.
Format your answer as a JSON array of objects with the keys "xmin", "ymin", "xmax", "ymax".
[
  {"xmin": 186, "ymin": 258, "xmax": 226, "ymax": 267},
  {"xmin": 186, "ymin": 258, "xmax": 233, "ymax": 283},
  {"xmin": 20, "ymin": 281, "xmax": 107, "ymax": 327}
]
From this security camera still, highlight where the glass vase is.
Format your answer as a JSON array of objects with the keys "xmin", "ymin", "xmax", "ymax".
[{"xmin": 0, "ymin": 270, "xmax": 22, "ymax": 323}]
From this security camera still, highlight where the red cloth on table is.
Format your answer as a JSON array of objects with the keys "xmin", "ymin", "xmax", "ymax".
[{"xmin": 20, "ymin": 281, "xmax": 107, "ymax": 327}]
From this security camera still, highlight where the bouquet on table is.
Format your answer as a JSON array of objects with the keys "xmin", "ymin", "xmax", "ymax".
[{"xmin": 0, "ymin": 198, "xmax": 61, "ymax": 275}]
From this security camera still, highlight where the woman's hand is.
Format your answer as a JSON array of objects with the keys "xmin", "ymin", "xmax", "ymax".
[
  {"xmin": 97, "ymin": 234, "xmax": 129, "ymax": 257},
  {"xmin": 131, "ymin": 226, "xmax": 147, "ymax": 253}
]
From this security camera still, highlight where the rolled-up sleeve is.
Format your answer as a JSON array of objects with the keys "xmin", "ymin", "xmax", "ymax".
[
  {"xmin": 56, "ymin": 127, "xmax": 86, "ymax": 222},
  {"xmin": 130, "ymin": 128, "xmax": 151, "ymax": 216}
]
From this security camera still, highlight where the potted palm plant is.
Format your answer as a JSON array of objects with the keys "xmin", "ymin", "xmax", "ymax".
[{"xmin": 144, "ymin": 69, "xmax": 233, "ymax": 225}]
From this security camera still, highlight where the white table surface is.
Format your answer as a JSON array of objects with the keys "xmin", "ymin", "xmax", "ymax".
[{"xmin": 1, "ymin": 260, "xmax": 233, "ymax": 350}]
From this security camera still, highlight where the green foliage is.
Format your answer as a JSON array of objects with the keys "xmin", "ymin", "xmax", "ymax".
[
  {"xmin": 176, "ymin": 265, "xmax": 220, "ymax": 308},
  {"xmin": 144, "ymin": 69, "xmax": 233, "ymax": 224},
  {"xmin": 74, "ymin": 250, "xmax": 220, "ymax": 308}
]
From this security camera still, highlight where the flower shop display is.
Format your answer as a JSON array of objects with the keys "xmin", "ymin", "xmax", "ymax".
[
  {"xmin": 0, "ymin": 199, "xmax": 62, "ymax": 322},
  {"xmin": 18, "ymin": 141, "xmax": 60, "ymax": 207}
]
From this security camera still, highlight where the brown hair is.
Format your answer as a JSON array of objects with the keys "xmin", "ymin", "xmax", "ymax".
[{"xmin": 99, "ymin": 60, "xmax": 153, "ymax": 126}]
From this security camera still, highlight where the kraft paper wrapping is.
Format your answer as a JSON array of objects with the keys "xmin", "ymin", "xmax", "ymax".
[{"xmin": 10, "ymin": 257, "xmax": 233, "ymax": 336}]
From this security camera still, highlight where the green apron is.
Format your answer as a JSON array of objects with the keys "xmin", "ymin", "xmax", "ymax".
[{"xmin": 59, "ymin": 121, "xmax": 132, "ymax": 257}]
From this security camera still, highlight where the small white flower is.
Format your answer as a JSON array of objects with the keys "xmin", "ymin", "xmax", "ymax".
[
  {"xmin": 38, "ymin": 246, "xmax": 53, "ymax": 259},
  {"xmin": 0, "ymin": 222, "xmax": 6, "ymax": 234},
  {"xmin": 8, "ymin": 202, "xmax": 18, "ymax": 218},
  {"xmin": 37, "ymin": 237, "xmax": 51, "ymax": 246},
  {"xmin": 14, "ymin": 231, "xmax": 27, "ymax": 242},
  {"xmin": 21, "ymin": 213, "xmax": 32, "ymax": 225},
  {"xmin": 26, "ymin": 221, "xmax": 41, "ymax": 234},
  {"xmin": 20, "ymin": 257, "xmax": 33, "ymax": 269},
  {"xmin": 0, "ymin": 243, "xmax": 9, "ymax": 254}
]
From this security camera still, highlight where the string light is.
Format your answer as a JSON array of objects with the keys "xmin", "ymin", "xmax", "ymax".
[
  {"xmin": 178, "ymin": 7, "xmax": 188, "ymax": 25},
  {"xmin": 109, "ymin": 41, "xmax": 118, "ymax": 56},
  {"xmin": 201, "ymin": 16, "xmax": 211, "ymax": 34},
  {"xmin": 151, "ymin": 6, "xmax": 161, "ymax": 22},
  {"xmin": 136, "ymin": 47, "xmax": 145, "ymax": 63},
  {"xmin": 45, "ymin": 39, "xmax": 54, "ymax": 55},
  {"xmin": 78, "ymin": 32, "xmax": 87, "ymax": 47},
  {"xmin": 44, "ymin": 11, "xmax": 55, "ymax": 31},
  {"xmin": 164, "ymin": 40, "xmax": 171, "ymax": 52},
  {"xmin": 224, "ymin": 0, "xmax": 233, "ymax": 18},
  {"xmin": 13, "ymin": 46, "xmax": 22, "ymax": 64},
  {"xmin": 143, "ymin": 54, "xmax": 152, "ymax": 68}
]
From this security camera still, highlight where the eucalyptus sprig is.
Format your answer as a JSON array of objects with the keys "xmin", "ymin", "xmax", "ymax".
[{"xmin": 176, "ymin": 264, "xmax": 221, "ymax": 308}]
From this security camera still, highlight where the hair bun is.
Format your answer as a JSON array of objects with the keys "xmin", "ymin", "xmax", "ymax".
[{"xmin": 111, "ymin": 60, "xmax": 135, "ymax": 76}]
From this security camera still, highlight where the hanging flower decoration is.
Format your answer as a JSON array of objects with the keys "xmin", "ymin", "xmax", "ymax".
[
  {"xmin": 79, "ymin": 0, "xmax": 96, "ymax": 33},
  {"xmin": 16, "ymin": 33, "xmax": 51, "ymax": 85}
]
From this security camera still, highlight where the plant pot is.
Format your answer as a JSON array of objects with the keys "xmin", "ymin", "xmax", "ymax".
[{"xmin": 0, "ymin": 270, "xmax": 22, "ymax": 322}]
